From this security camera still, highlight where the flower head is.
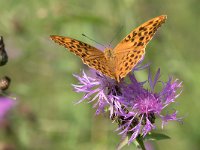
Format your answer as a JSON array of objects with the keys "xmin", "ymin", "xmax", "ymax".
[
  {"xmin": 72, "ymin": 66, "xmax": 182, "ymax": 144},
  {"xmin": 116, "ymin": 69, "xmax": 182, "ymax": 143},
  {"xmin": 73, "ymin": 70, "xmax": 123, "ymax": 115}
]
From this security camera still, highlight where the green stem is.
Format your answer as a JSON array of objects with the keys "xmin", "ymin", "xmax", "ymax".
[{"xmin": 136, "ymin": 135, "xmax": 146, "ymax": 150}]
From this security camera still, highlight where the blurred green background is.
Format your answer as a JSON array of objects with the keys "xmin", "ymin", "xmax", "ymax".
[{"xmin": 0, "ymin": 0, "xmax": 199, "ymax": 149}]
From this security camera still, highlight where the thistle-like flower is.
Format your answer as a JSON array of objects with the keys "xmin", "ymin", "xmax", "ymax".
[
  {"xmin": 116, "ymin": 69, "xmax": 182, "ymax": 143},
  {"xmin": 0, "ymin": 97, "xmax": 16, "ymax": 121},
  {"xmin": 72, "ymin": 65, "xmax": 182, "ymax": 144}
]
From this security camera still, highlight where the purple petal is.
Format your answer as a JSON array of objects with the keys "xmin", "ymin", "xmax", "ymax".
[
  {"xmin": 148, "ymin": 68, "xmax": 160, "ymax": 91},
  {"xmin": 134, "ymin": 62, "xmax": 151, "ymax": 71},
  {"xmin": 148, "ymin": 68, "xmax": 153, "ymax": 90},
  {"xmin": 160, "ymin": 111, "xmax": 182, "ymax": 128},
  {"xmin": 152, "ymin": 68, "xmax": 160, "ymax": 90},
  {"xmin": 128, "ymin": 122, "xmax": 142, "ymax": 144},
  {"xmin": 142, "ymin": 118, "xmax": 155, "ymax": 137}
]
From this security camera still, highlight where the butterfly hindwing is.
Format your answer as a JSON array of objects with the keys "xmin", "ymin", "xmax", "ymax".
[{"xmin": 114, "ymin": 48, "xmax": 145, "ymax": 82}]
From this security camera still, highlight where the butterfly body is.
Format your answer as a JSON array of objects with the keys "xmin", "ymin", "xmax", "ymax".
[
  {"xmin": 50, "ymin": 15, "xmax": 167, "ymax": 82},
  {"xmin": 104, "ymin": 48, "xmax": 116, "ymax": 75},
  {"xmin": 104, "ymin": 48, "xmax": 114, "ymax": 59}
]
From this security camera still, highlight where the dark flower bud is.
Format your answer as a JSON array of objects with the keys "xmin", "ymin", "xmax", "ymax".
[
  {"xmin": 0, "ymin": 76, "xmax": 11, "ymax": 91},
  {"xmin": 0, "ymin": 36, "xmax": 8, "ymax": 66}
]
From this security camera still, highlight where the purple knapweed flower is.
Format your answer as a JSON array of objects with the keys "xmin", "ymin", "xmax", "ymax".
[
  {"xmin": 72, "ymin": 66, "xmax": 182, "ymax": 144},
  {"xmin": 0, "ymin": 97, "xmax": 16, "ymax": 121},
  {"xmin": 73, "ymin": 70, "xmax": 123, "ymax": 116},
  {"xmin": 116, "ymin": 69, "xmax": 182, "ymax": 143}
]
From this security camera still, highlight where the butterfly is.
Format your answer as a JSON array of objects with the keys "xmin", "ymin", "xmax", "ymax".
[{"xmin": 50, "ymin": 15, "xmax": 167, "ymax": 82}]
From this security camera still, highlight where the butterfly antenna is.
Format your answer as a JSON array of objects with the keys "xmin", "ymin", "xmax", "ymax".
[
  {"xmin": 82, "ymin": 34, "xmax": 106, "ymax": 48},
  {"xmin": 109, "ymin": 26, "xmax": 123, "ymax": 47}
]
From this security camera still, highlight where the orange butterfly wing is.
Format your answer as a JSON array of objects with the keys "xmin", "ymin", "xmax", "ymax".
[
  {"xmin": 113, "ymin": 15, "xmax": 167, "ymax": 82},
  {"xmin": 50, "ymin": 15, "xmax": 167, "ymax": 82},
  {"xmin": 50, "ymin": 35, "xmax": 115, "ymax": 79}
]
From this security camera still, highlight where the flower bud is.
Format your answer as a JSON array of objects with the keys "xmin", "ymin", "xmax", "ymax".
[
  {"xmin": 0, "ymin": 76, "xmax": 11, "ymax": 91},
  {"xmin": 0, "ymin": 36, "xmax": 8, "ymax": 66}
]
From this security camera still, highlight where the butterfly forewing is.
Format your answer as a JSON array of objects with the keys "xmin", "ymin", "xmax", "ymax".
[
  {"xmin": 114, "ymin": 15, "xmax": 167, "ymax": 51},
  {"xmin": 50, "ymin": 35, "xmax": 115, "ymax": 79},
  {"xmin": 113, "ymin": 15, "xmax": 167, "ymax": 81}
]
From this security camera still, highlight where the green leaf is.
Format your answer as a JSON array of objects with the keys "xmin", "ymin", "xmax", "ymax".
[
  {"xmin": 136, "ymin": 135, "xmax": 146, "ymax": 150},
  {"xmin": 144, "ymin": 132, "xmax": 171, "ymax": 141}
]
